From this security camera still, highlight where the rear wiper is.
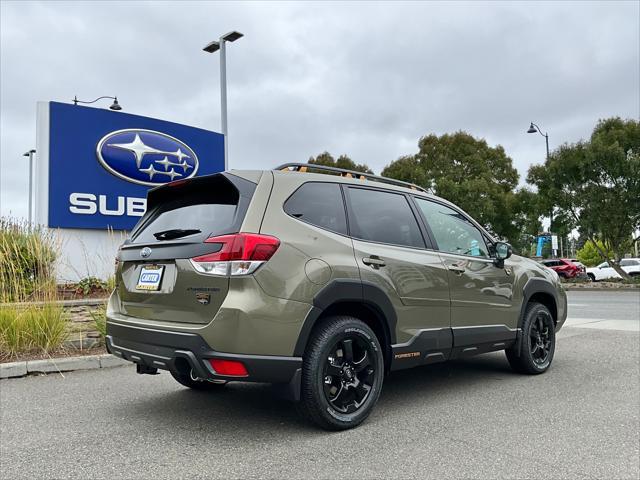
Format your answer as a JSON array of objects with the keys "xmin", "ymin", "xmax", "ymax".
[{"xmin": 153, "ymin": 228, "xmax": 201, "ymax": 240}]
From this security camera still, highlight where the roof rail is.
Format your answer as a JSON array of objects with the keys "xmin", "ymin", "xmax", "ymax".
[{"xmin": 274, "ymin": 163, "xmax": 428, "ymax": 193}]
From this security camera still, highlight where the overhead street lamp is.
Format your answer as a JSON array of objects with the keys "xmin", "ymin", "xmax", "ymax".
[
  {"xmin": 203, "ymin": 30, "xmax": 244, "ymax": 170},
  {"xmin": 72, "ymin": 95, "xmax": 122, "ymax": 111},
  {"xmin": 527, "ymin": 121, "xmax": 549, "ymax": 160},
  {"xmin": 23, "ymin": 149, "xmax": 36, "ymax": 225}
]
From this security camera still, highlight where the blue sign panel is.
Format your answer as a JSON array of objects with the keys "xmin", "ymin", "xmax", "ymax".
[{"xmin": 48, "ymin": 102, "xmax": 224, "ymax": 230}]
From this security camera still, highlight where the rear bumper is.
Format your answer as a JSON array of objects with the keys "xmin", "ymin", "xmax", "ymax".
[{"xmin": 106, "ymin": 320, "xmax": 302, "ymax": 387}]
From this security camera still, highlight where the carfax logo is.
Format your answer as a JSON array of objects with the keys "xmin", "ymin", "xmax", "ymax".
[{"xmin": 96, "ymin": 129, "xmax": 199, "ymax": 186}]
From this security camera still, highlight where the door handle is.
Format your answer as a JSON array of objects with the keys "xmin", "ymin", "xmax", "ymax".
[
  {"xmin": 363, "ymin": 256, "xmax": 386, "ymax": 268},
  {"xmin": 447, "ymin": 263, "xmax": 466, "ymax": 274}
]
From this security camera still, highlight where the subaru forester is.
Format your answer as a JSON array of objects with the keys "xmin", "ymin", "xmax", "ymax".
[{"xmin": 106, "ymin": 164, "xmax": 567, "ymax": 430}]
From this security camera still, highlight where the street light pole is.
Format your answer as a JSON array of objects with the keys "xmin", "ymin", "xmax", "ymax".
[
  {"xmin": 219, "ymin": 39, "xmax": 228, "ymax": 152},
  {"xmin": 527, "ymin": 122, "xmax": 555, "ymax": 256},
  {"xmin": 23, "ymin": 149, "xmax": 36, "ymax": 225},
  {"xmin": 527, "ymin": 122, "xmax": 549, "ymax": 159},
  {"xmin": 203, "ymin": 31, "xmax": 244, "ymax": 171}
]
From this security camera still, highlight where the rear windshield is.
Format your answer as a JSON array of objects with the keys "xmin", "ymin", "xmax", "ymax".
[{"xmin": 131, "ymin": 175, "xmax": 242, "ymax": 244}]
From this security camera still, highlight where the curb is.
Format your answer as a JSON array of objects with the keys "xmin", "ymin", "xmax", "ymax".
[
  {"xmin": 0, "ymin": 354, "xmax": 129, "ymax": 380},
  {"xmin": 563, "ymin": 285, "xmax": 640, "ymax": 291}
]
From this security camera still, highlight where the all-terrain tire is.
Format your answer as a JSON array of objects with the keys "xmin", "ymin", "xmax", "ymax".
[
  {"xmin": 506, "ymin": 302, "xmax": 556, "ymax": 375},
  {"xmin": 171, "ymin": 371, "xmax": 227, "ymax": 391},
  {"xmin": 297, "ymin": 316, "xmax": 385, "ymax": 431}
]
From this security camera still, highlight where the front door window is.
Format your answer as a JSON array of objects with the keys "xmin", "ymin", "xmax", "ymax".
[{"xmin": 413, "ymin": 198, "xmax": 488, "ymax": 257}]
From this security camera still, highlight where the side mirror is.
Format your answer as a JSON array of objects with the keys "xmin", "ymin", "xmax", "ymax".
[{"xmin": 493, "ymin": 241, "xmax": 512, "ymax": 267}]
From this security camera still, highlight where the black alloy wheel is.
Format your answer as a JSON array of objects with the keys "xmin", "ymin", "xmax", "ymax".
[
  {"xmin": 322, "ymin": 336, "xmax": 376, "ymax": 414},
  {"xmin": 505, "ymin": 302, "xmax": 556, "ymax": 375},
  {"xmin": 529, "ymin": 310, "xmax": 553, "ymax": 367}
]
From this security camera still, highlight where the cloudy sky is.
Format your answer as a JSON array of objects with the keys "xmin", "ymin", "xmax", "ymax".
[{"xmin": 1, "ymin": 0, "xmax": 638, "ymax": 219}]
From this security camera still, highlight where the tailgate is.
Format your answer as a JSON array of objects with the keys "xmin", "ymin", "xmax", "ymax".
[{"xmin": 114, "ymin": 173, "xmax": 256, "ymax": 325}]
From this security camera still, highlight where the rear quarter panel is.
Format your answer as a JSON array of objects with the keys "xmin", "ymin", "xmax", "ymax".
[{"xmin": 253, "ymin": 174, "xmax": 360, "ymax": 304}]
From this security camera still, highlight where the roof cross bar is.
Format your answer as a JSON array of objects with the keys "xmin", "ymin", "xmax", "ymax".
[{"xmin": 275, "ymin": 163, "xmax": 428, "ymax": 193}]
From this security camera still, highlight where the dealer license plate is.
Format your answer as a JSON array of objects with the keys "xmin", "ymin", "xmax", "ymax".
[{"xmin": 136, "ymin": 265, "xmax": 165, "ymax": 291}]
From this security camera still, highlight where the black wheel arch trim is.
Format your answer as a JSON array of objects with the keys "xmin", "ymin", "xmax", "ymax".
[
  {"xmin": 520, "ymin": 278, "xmax": 559, "ymax": 323},
  {"xmin": 293, "ymin": 279, "xmax": 398, "ymax": 357}
]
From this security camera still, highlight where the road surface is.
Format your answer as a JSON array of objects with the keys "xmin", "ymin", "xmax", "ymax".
[{"xmin": 1, "ymin": 290, "xmax": 638, "ymax": 479}]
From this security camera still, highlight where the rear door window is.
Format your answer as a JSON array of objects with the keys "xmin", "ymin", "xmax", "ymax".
[
  {"xmin": 284, "ymin": 182, "xmax": 347, "ymax": 235},
  {"xmin": 346, "ymin": 187, "xmax": 425, "ymax": 248}
]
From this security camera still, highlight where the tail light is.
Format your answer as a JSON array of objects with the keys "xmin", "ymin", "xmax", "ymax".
[{"xmin": 190, "ymin": 233, "xmax": 280, "ymax": 276}]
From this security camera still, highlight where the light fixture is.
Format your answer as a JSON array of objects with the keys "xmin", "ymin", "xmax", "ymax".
[{"xmin": 73, "ymin": 95, "xmax": 123, "ymax": 111}]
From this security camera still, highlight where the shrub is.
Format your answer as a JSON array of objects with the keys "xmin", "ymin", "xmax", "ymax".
[
  {"xmin": 0, "ymin": 306, "xmax": 23, "ymax": 356},
  {"xmin": 0, "ymin": 304, "xmax": 67, "ymax": 358},
  {"xmin": 106, "ymin": 275, "xmax": 116, "ymax": 292},
  {"xmin": 0, "ymin": 218, "xmax": 58, "ymax": 302},
  {"xmin": 90, "ymin": 304, "xmax": 107, "ymax": 338},
  {"xmin": 75, "ymin": 276, "xmax": 108, "ymax": 296},
  {"xmin": 577, "ymin": 240, "xmax": 614, "ymax": 267}
]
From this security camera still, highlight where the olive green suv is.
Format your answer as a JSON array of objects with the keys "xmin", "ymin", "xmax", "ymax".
[{"xmin": 106, "ymin": 163, "xmax": 567, "ymax": 430}]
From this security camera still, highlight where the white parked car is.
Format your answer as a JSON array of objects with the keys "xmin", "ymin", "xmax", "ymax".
[{"xmin": 586, "ymin": 258, "xmax": 640, "ymax": 281}]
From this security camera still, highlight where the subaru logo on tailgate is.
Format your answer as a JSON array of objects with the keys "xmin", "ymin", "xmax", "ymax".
[{"xmin": 97, "ymin": 129, "xmax": 199, "ymax": 186}]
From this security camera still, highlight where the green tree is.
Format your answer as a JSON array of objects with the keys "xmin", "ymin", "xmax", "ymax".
[
  {"xmin": 527, "ymin": 117, "xmax": 640, "ymax": 279},
  {"xmin": 576, "ymin": 240, "xmax": 614, "ymax": 267},
  {"xmin": 382, "ymin": 131, "xmax": 539, "ymax": 252},
  {"xmin": 308, "ymin": 152, "xmax": 373, "ymax": 174},
  {"xmin": 510, "ymin": 188, "xmax": 544, "ymax": 255}
]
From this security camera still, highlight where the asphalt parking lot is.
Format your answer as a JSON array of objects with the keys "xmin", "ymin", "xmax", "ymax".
[{"xmin": 1, "ymin": 291, "xmax": 639, "ymax": 479}]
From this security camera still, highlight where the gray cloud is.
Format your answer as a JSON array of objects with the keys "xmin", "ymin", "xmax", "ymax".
[{"xmin": 1, "ymin": 0, "xmax": 638, "ymax": 218}]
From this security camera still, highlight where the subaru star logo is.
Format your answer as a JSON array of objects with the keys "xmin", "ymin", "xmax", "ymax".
[
  {"xmin": 96, "ymin": 129, "xmax": 199, "ymax": 186},
  {"xmin": 140, "ymin": 247, "xmax": 152, "ymax": 258}
]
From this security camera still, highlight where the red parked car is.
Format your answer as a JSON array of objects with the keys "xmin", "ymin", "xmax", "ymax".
[{"xmin": 540, "ymin": 258, "xmax": 582, "ymax": 279}]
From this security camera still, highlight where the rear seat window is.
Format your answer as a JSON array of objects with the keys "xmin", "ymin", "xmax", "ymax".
[
  {"xmin": 347, "ymin": 187, "xmax": 425, "ymax": 248},
  {"xmin": 284, "ymin": 182, "xmax": 347, "ymax": 235}
]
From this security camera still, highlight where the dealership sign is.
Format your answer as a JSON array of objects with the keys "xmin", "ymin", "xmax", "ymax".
[{"xmin": 41, "ymin": 102, "xmax": 224, "ymax": 230}]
